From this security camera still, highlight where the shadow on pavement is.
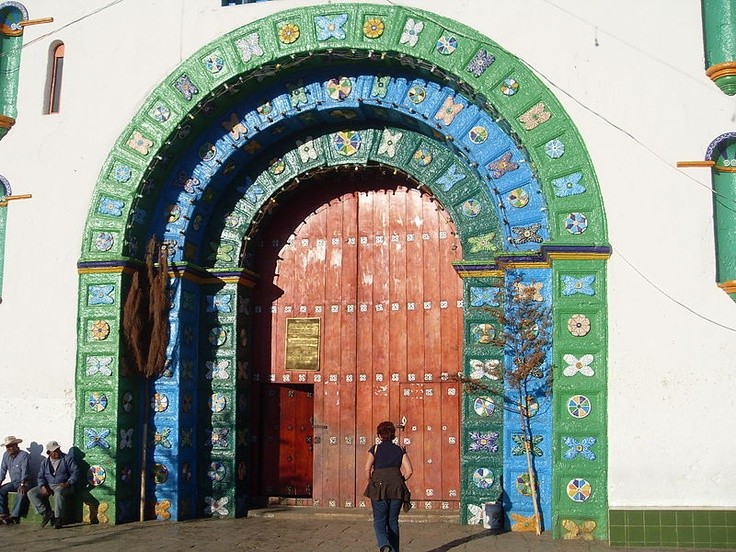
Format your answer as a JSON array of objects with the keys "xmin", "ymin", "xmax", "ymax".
[{"xmin": 426, "ymin": 528, "xmax": 499, "ymax": 551}]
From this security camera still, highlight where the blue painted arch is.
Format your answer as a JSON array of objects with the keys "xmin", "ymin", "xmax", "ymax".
[{"xmin": 141, "ymin": 69, "xmax": 549, "ymax": 269}]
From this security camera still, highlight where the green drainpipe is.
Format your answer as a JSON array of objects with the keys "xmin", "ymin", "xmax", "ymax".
[{"xmin": 702, "ymin": 0, "xmax": 736, "ymax": 95}]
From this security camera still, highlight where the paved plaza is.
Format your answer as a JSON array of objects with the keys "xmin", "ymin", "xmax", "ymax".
[{"xmin": 0, "ymin": 508, "xmax": 718, "ymax": 551}]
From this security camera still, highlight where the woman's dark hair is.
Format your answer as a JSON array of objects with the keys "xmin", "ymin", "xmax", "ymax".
[{"xmin": 376, "ymin": 421, "xmax": 396, "ymax": 441}]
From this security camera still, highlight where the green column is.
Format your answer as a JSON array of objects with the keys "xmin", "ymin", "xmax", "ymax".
[
  {"xmin": 551, "ymin": 259, "xmax": 608, "ymax": 540},
  {"xmin": 712, "ymin": 169, "xmax": 736, "ymax": 297},
  {"xmin": 705, "ymin": 134, "xmax": 736, "ymax": 299},
  {"xmin": 199, "ymin": 280, "xmax": 238, "ymax": 518},
  {"xmin": 234, "ymin": 281, "xmax": 253, "ymax": 516},
  {"xmin": 74, "ymin": 270, "xmax": 126, "ymax": 524},
  {"xmin": 0, "ymin": 32, "xmax": 22, "ymax": 119},
  {"xmin": 459, "ymin": 274, "xmax": 505, "ymax": 525},
  {"xmin": 702, "ymin": 0, "xmax": 736, "ymax": 95}
]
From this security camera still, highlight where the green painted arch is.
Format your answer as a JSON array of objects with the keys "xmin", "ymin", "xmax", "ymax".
[
  {"xmin": 75, "ymin": 2, "xmax": 609, "ymax": 538},
  {"xmin": 80, "ymin": 2, "xmax": 607, "ymax": 266}
]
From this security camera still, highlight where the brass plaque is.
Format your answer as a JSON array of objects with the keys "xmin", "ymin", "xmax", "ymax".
[{"xmin": 285, "ymin": 317, "xmax": 321, "ymax": 371}]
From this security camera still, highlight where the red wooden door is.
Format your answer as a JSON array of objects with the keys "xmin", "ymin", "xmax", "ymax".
[
  {"xmin": 260, "ymin": 384, "xmax": 314, "ymax": 497},
  {"xmin": 251, "ymin": 170, "xmax": 462, "ymax": 509}
]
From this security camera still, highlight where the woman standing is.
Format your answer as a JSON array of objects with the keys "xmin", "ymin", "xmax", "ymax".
[{"xmin": 364, "ymin": 421, "xmax": 413, "ymax": 552}]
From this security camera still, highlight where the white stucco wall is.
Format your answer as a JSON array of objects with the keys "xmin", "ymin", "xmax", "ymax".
[{"xmin": 0, "ymin": 0, "xmax": 733, "ymax": 509}]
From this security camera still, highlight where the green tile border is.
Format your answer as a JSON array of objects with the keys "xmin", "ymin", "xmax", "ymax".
[{"xmin": 609, "ymin": 509, "xmax": 736, "ymax": 549}]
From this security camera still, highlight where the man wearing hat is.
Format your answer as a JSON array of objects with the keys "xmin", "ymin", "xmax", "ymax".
[
  {"xmin": 0, "ymin": 436, "xmax": 29, "ymax": 524},
  {"xmin": 27, "ymin": 441, "xmax": 79, "ymax": 529}
]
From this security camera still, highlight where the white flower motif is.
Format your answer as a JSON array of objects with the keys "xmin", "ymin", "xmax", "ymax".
[
  {"xmin": 400, "ymin": 18, "xmax": 424, "ymax": 47},
  {"xmin": 86, "ymin": 356, "xmax": 113, "ymax": 376},
  {"xmin": 468, "ymin": 359, "xmax": 500, "ymax": 380},
  {"xmin": 206, "ymin": 359, "xmax": 230, "ymax": 380},
  {"xmin": 563, "ymin": 354, "xmax": 595, "ymax": 377},
  {"xmin": 235, "ymin": 33, "xmax": 263, "ymax": 62},
  {"xmin": 297, "ymin": 136, "xmax": 318, "ymax": 162},
  {"xmin": 467, "ymin": 503, "xmax": 483, "ymax": 525},
  {"xmin": 204, "ymin": 496, "xmax": 229, "ymax": 516},
  {"xmin": 378, "ymin": 129, "xmax": 403, "ymax": 157},
  {"xmin": 119, "ymin": 428, "xmax": 134, "ymax": 449}
]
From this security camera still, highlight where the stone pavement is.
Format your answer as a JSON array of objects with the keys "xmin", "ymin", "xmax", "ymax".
[{"xmin": 0, "ymin": 508, "xmax": 717, "ymax": 552}]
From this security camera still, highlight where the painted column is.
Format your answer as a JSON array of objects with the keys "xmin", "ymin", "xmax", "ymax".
[
  {"xmin": 0, "ymin": 177, "xmax": 31, "ymax": 303},
  {"xmin": 148, "ymin": 274, "xmax": 201, "ymax": 521},
  {"xmin": 112, "ymin": 272, "xmax": 139, "ymax": 525},
  {"xmin": 200, "ymin": 279, "xmax": 240, "ymax": 518},
  {"xmin": 75, "ymin": 269, "xmax": 125, "ymax": 525},
  {"xmin": 705, "ymin": 133, "xmax": 736, "ymax": 298},
  {"xmin": 713, "ymin": 166, "xmax": 736, "ymax": 296},
  {"xmin": 0, "ymin": 200, "xmax": 6, "ymax": 301},
  {"xmin": 502, "ymin": 268, "xmax": 553, "ymax": 533},
  {"xmin": 174, "ymin": 276, "xmax": 202, "ymax": 519},
  {"xmin": 234, "ymin": 279, "xmax": 253, "ymax": 517},
  {"xmin": 459, "ymin": 272, "xmax": 505, "ymax": 526},
  {"xmin": 702, "ymin": 0, "xmax": 736, "ymax": 95},
  {"xmin": 0, "ymin": 2, "xmax": 28, "ymax": 140},
  {"xmin": 551, "ymin": 258, "xmax": 608, "ymax": 540}
]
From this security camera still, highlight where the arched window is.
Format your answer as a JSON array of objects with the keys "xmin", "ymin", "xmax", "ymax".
[{"xmin": 46, "ymin": 42, "xmax": 64, "ymax": 114}]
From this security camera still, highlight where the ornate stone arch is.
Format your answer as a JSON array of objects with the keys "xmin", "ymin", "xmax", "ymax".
[{"xmin": 75, "ymin": 3, "xmax": 609, "ymax": 538}]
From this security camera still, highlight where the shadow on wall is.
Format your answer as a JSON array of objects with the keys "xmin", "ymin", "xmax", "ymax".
[
  {"xmin": 10, "ymin": 442, "xmax": 43, "ymax": 519},
  {"xmin": 71, "ymin": 446, "xmax": 98, "ymax": 524},
  {"xmin": 24, "ymin": 441, "xmax": 44, "ymax": 482}
]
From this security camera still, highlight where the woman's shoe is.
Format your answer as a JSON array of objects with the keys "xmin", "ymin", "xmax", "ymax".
[{"xmin": 380, "ymin": 546, "xmax": 392, "ymax": 552}]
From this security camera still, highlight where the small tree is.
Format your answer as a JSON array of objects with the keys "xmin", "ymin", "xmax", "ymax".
[{"xmin": 460, "ymin": 275, "xmax": 552, "ymax": 534}]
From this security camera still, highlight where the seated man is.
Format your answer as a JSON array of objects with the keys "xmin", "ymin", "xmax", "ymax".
[
  {"xmin": 27, "ymin": 440, "xmax": 79, "ymax": 529},
  {"xmin": 0, "ymin": 435, "xmax": 29, "ymax": 524}
]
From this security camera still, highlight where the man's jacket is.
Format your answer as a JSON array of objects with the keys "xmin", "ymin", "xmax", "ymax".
[{"xmin": 36, "ymin": 453, "xmax": 79, "ymax": 487}]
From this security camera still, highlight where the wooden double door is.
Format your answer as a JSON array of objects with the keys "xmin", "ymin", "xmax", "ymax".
[{"xmin": 251, "ymin": 170, "xmax": 463, "ymax": 509}]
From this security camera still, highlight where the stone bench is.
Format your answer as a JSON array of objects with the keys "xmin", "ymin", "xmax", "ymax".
[{"xmin": 8, "ymin": 491, "xmax": 56, "ymax": 524}]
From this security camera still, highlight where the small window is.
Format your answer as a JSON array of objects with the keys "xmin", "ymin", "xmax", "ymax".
[
  {"xmin": 47, "ymin": 42, "xmax": 64, "ymax": 114},
  {"xmin": 222, "ymin": 0, "xmax": 270, "ymax": 5}
]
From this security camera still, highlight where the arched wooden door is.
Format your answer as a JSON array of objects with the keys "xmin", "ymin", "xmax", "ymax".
[{"xmin": 250, "ymin": 169, "xmax": 463, "ymax": 510}]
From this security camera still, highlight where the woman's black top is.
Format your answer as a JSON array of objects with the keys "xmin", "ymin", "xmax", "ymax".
[{"xmin": 363, "ymin": 441, "xmax": 411, "ymax": 503}]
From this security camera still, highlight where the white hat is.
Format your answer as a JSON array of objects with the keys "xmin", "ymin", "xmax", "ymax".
[
  {"xmin": 3, "ymin": 436, "xmax": 22, "ymax": 447},
  {"xmin": 45, "ymin": 440, "xmax": 61, "ymax": 452}
]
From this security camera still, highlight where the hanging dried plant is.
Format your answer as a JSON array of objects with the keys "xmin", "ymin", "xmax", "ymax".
[{"xmin": 122, "ymin": 237, "xmax": 170, "ymax": 379}]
